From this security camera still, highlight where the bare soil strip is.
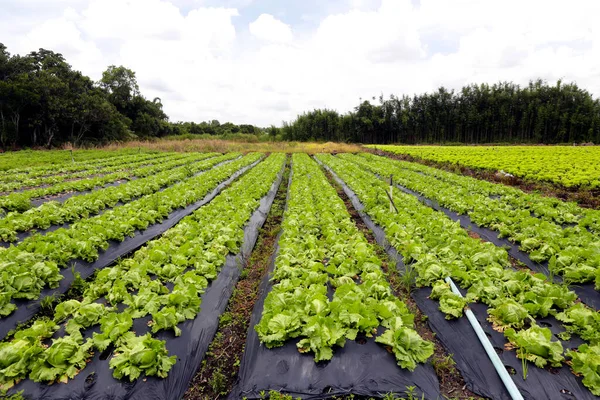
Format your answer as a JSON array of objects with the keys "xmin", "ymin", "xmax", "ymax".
[{"xmin": 183, "ymin": 160, "xmax": 290, "ymax": 400}]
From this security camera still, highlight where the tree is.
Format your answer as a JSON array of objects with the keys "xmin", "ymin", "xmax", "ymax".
[
  {"xmin": 280, "ymin": 80, "xmax": 600, "ymax": 144},
  {"xmin": 0, "ymin": 44, "xmax": 161, "ymax": 148}
]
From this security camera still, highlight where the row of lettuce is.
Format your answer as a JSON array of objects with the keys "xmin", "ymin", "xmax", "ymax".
[
  {"xmin": 368, "ymin": 145, "xmax": 600, "ymax": 189},
  {"xmin": 317, "ymin": 154, "xmax": 600, "ymax": 395},
  {"xmin": 256, "ymin": 154, "xmax": 434, "ymax": 368},
  {"xmin": 0, "ymin": 153, "xmax": 286, "ymax": 389},
  {"xmin": 0, "ymin": 149, "xmax": 153, "ymax": 174},
  {"xmin": 0, "ymin": 152, "xmax": 210, "ymax": 213},
  {"xmin": 0, "ymin": 153, "xmax": 261, "ymax": 318},
  {"xmin": 0, "ymin": 152, "xmax": 236, "ymax": 242},
  {"xmin": 0, "ymin": 151, "xmax": 173, "ymax": 194},
  {"xmin": 343, "ymin": 153, "xmax": 600, "ymax": 289},
  {"xmin": 3, "ymin": 148, "xmax": 599, "ymax": 395}
]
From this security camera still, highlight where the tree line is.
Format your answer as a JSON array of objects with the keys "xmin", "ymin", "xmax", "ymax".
[
  {"xmin": 3, "ymin": 43, "xmax": 600, "ymax": 147},
  {"xmin": 277, "ymin": 80, "xmax": 600, "ymax": 144},
  {"xmin": 0, "ymin": 44, "xmax": 262, "ymax": 149}
]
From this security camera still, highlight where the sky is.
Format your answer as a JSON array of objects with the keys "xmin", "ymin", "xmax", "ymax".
[{"xmin": 1, "ymin": 0, "xmax": 599, "ymax": 126}]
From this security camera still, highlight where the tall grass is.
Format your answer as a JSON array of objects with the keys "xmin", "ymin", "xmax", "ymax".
[{"xmin": 103, "ymin": 138, "xmax": 363, "ymax": 154}]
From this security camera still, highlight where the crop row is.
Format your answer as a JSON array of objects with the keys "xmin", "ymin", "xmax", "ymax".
[
  {"xmin": 0, "ymin": 153, "xmax": 234, "ymax": 242},
  {"xmin": 0, "ymin": 152, "xmax": 211, "ymax": 213},
  {"xmin": 0, "ymin": 150, "xmax": 167, "ymax": 183},
  {"xmin": 0, "ymin": 153, "xmax": 286, "ymax": 388},
  {"xmin": 342, "ymin": 153, "xmax": 600, "ymax": 288},
  {"xmin": 317, "ymin": 154, "xmax": 600, "ymax": 396},
  {"xmin": 369, "ymin": 145, "xmax": 600, "ymax": 189},
  {"xmin": 0, "ymin": 152, "xmax": 175, "ymax": 192},
  {"xmin": 359, "ymin": 153, "xmax": 596, "ymax": 228},
  {"xmin": 0, "ymin": 153, "xmax": 262, "ymax": 318},
  {"xmin": 256, "ymin": 153, "xmax": 434, "ymax": 368}
]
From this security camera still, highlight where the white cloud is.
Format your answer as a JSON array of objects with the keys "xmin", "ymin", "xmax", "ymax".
[
  {"xmin": 17, "ymin": 9, "xmax": 105, "ymax": 76},
  {"xmin": 249, "ymin": 14, "xmax": 293, "ymax": 43},
  {"xmin": 315, "ymin": 0, "xmax": 424, "ymax": 62},
  {"xmin": 1, "ymin": 0, "xmax": 600, "ymax": 126}
]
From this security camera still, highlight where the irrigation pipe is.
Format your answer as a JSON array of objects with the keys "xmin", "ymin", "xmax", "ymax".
[{"xmin": 445, "ymin": 276, "xmax": 524, "ymax": 400}]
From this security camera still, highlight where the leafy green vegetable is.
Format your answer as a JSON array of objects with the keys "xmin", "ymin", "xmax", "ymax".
[
  {"xmin": 556, "ymin": 303, "xmax": 600, "ymax": 343},
  {"xmin": 505, "ymin": 325, "xmax": 564, "ymax": 368},
  {"xmin": 317, "ymin": 153, "xmax": 598, "ymax": 391},
  {"xmin": 29, "ymin": 336, "xmax": 93, "ymax": 383},
  {"xmin": 109, "ymin": 333, "xmax": 176, "ymax": 381},
  {"xmin": 375, "ymin": 322, "xmax": 434, "ymax": 371},
  {"xmin": 429, "ymin": 280, "xmax": 471, "ymax": 319},
  {"xmin": 567, "ymin": 344, "xmax": 600, "ymax": 395},
  {"xmin": 256, "ymin": 154, "xmax": 432, "ymax": 367},
  {"xmin": 92, "ymin": 312, "xmax": 134, "ymax": 351},
  {"xmin": 0, "ymin": 319, "xmax": 59, "ymax": 389}
]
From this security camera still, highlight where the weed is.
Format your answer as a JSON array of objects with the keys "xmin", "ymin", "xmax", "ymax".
[
  {"xmin": 399, "ymin": 262, "xmax": 418, "ymax": 293},
  {"xmin": 432, "ymin": 354, "xmax": 457, "ymax": 377},
  {"xmin": 67, "ymin": 267, "xmax": 87, "ymax": 298},
  {"xmin": 208, "ymin": 369, "xmax": 227, "ymax": 395},
  {"xmin": 404, "ymin": 386, "xmax": 425, "ymax": 400},
  {"xmin": 219, "ymin": 312, "xmax": 233, "ymax": 327},
  {"xmin": 519, "ymin": 349, "xmax": 529, "ymax": 380},
  {"xmin": 0, "ymin": 389, "xmax": 26, "ymax": 400},
  {"xmin": 263, "ymin": 390, "xmax": 298, "ymax": 400},
  {"xmin": 40, "ymin": 294, "xmax": 58, "ymax": 315}
]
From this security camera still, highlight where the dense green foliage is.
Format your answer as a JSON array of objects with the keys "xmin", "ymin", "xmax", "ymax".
[
  {"xmin": 0, "ymin": 44, "xmax": 170, "ymax": 147},
  {"xmin": 0, "ymin": 148, "xmax": 150, "ymax": 170},
  {"xmin": 318, "ymin": 153, "xmax": 600, "ymax": 396},
  {"xmin": 278, "ymin": 81, "xmax": 600, "ymax": 144},
  {"xmin": 0, "ymin": 153, "xmax": 261, "ymax": 316},
  {"xmin": 170, "ymin": 121, "xmax": 261, "ymax": 137},
  {"xmin": 0, "ymin": 153, "xmax": 284, "ymax": 388},
  {"xmin": 368, "ymin": 145, "xmax": 600, "ymax": 188},
  {"xmin": 0, "ymin": 44, "xmax": 264, "ymax": 148},
  {"xmin": 342, "ymin": 153, "xmax": 600, "ymax": 287},
  {"xmin": 256, "ymin": 154, "xmax": 433, "ymax": 368}
]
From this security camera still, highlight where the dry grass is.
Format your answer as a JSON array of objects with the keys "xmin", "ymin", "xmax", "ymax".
[{"xmin": 102, "ymin": 138, "xmax": 363, "ymax": 154}]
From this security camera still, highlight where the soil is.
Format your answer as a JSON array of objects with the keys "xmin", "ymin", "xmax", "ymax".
[
  {"xmin": 183, "ymin": 158, "xmax": 482, "ymax": 400},
  {"xmin": 323, "ymin": 168, "xmax": 483, "ymax": 400},
  {"xmin": 183, "ymin": 159, "xmax": 290, "ymax": 400},
  {"xmin": 367, "ymin": 149, "xmax": 600, "ymax": 210}
]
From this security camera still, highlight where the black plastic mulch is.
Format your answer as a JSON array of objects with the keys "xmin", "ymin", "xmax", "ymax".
[
  {"xmin": 387, "ymin": 180, "xmax": 600, "ymax": 311},
  {"xmin": 231, "ymin": 166, "xmax": 442, "ymax": 400},
  {"xmin": 321, "ymin": 159, "xmax": 598, "ymax": 400},
  {"xmin": 1, "ymin": 155, "xmax": 228, "ymax": 248},
  {"xmin": 8, "ymin": 160, "xmax": 285, "ymax": 400},
  {"xmin": 0, "ymin": 157, "xmax": 258, "ymax": 340}
]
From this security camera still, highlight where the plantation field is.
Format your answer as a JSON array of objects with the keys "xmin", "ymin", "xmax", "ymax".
[
  {"xmin": 1, "ymin": 149, "xmax": 599, "ymax": 400},
  {"xmin": 368, "ymin": 144, "xmax": 600, "ymax": 189}
]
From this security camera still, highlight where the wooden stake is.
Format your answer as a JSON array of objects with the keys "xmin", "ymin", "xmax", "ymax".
[
  {"xmin": 389, "ymin": 174, "xmax": 394, "ymax": 213},
  {"xmin": 384, "ymin": 175, "xmax": 398, "ymax": 214}
]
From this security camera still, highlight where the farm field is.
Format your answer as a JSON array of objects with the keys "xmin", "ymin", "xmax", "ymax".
[
  {"xmin": 0, "ymin": 148, "xmax": 599, "ymax": 400},
  {"xmin": 368, "ymin": 145, "xmax": 600, "ymax": 190}
]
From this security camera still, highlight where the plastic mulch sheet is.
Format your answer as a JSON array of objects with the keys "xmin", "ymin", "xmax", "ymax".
[
  {"xmin": 389, "ymin": 182, "xmax": 600, "ymax": 311},
  {"xmin": 231, "ymin": 169, "xmax": 442, "ymax": 400},
  {"xmin": 322, "ymin": 161, "xmax": 597, "ymax": 400},
  {"xmin": 2, "ymin": 156, "xmax": 233, "ymax": 247},
  {"xmin": 8, "ymin": 161, "xmax": 285, "ymax": 400},
  {"xmin": 29, "ymin": 178, "xmax": 134, "ymax": 208},
  {"xmin": 0, "ymin": 158, "xmax": 259, "ymax": 340}
]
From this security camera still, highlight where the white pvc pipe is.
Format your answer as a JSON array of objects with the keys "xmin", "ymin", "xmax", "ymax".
[{"xmin": 445, "ymin": 276, "xmax": 524, "ymax": 400}]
